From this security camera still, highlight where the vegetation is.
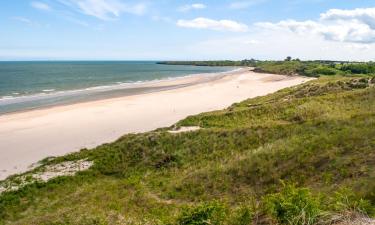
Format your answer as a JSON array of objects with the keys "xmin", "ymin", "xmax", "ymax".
[
  {"xmin": 177, "ymin": 201, "xmax": 227, "ymax": 225},
  {"xmin": 157, "ymin": 60, "xmax": 256, "ymax": 67},
  {"xmin": 263, "ymin": 183, "xmax": 321, "ymax": 225},
  {"xmin": 0, "ymin": 75, "xmax": 374, "ymax": 224},
  {"xmin": 159, "ymin": 58, "xmax": 375, "ymax": 78}
]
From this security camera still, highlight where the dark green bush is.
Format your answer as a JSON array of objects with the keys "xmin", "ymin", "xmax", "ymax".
[
  {"xmin": 341, "ymin": 63, "xmax": 375, "ymax": 74},
  {"xmin": 310, "ymin": 67, "xmax": 339, "ymax": 76},
  {"xmin": 263, "ymin": 184, "xmax": 321, "ymax": 225},
  {"xmin": 176, "ymin": 201, "xmax": 227, "ymax": 225}
]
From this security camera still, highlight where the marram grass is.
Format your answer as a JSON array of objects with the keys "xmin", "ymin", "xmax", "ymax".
[{"xmin": 0, "ymin": 76, "xmax": 374, "ymax": 225}]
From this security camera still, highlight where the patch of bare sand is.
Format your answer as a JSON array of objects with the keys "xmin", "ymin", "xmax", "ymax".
[
  {"xmin": 168, "ymin": 126, "xmax": 201, "ymax": 134},
  {"xmin": 0, "ymin": 159, "xmax": 93, "ymax": 194}
]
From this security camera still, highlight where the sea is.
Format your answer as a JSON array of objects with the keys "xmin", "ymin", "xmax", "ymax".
[{"xmin": 0, "ymin": 61, "xmax": 235, "ymax": 115}]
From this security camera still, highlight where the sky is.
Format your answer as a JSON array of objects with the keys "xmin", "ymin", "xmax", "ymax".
[{"xmin": 1, "ymin": 0, "xmax": 375, "ymax": 61}]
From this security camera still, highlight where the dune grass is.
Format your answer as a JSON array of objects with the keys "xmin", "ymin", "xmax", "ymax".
[{"xmin": 0, "ymin": 76, "xmax": 374, "ymax": 224}]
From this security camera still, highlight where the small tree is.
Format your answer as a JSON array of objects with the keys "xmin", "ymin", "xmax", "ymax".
[{"xmin": 285, "ymin": 56, "xmax": 292, "ymax": 61}]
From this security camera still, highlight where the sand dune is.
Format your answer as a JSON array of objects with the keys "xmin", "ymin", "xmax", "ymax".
[{"xmin": 0, "ymin": 69, "xmax": 313, "ymax": 180}]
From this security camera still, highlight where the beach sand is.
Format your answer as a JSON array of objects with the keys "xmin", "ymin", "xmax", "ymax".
[{"xmin": 0, "ymin": 69, "xmax": 313, "ymax": 180}]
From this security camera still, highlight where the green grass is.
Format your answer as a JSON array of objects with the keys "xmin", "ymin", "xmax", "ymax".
[
  {"xmin": 0, "ymin": 76, "xmax": 374, "ymax": 224},
  {"xmin": 159, "ymin": 59, "xmax": 375, "ymax": 78}
]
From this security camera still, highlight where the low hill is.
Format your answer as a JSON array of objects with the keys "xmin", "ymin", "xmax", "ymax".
[
  {"xmin": 159, "ymin": 60, "xmax": 375, "ymax": 78},
  {"xmin": 0, "ymin": 75, "xmax": 374, "ymax": 225}
]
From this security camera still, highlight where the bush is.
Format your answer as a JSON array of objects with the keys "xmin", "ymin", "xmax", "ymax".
[
  {"xmin": 232, "ymin": 205, "xmax": 254, "ymax": 225},
  {"xmin": 341, "ymin": 63, "xmax": 375, "ymax": 74},
  {"xmin": 310, "ymin": 67, "xmax": 339, "ymax": 76},
  {"xmin": 176, "ymin": 201, "xmax": 227, "ymax": 225},
  {"xmin": 330, "ymin": 188, "xmax": 374, "ymax": 217},
  {"xmin": 347, "ymin": 78, "xmax": 369, "ymax": 89},
  {"xmin": 263, "ymin": 183, "xmax": 321, "ymax": 225}
]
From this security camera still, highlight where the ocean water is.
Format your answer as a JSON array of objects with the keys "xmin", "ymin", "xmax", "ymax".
[{"xmin": 0, "ymin": 61, "xmax": 234, "ymax": 114}]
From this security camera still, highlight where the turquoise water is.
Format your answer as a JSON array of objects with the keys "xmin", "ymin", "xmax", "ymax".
[{"xmin": 0, "ymin": 61, "xmax": 234, "ymax": 114}]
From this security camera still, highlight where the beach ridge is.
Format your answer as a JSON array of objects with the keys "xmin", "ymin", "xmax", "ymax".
[{"xmin": 0, "ymin": 69, "xmax": 313, "ymax": 180}]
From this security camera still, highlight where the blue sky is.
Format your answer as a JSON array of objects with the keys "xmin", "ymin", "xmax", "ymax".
[{"xmin": 1, "ymin": 0, "xmax": 375, "ymax": 60}]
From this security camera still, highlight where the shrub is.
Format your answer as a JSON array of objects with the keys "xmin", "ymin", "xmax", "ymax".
[
  {"xmin": 263, "ymin": 183, "xmax": 321, "ymax": 225},
  {"xmin": 331, "ymin": 188, "xmax": 374, "ymax": 217},
  {"xmin": 344, "ymin": 78, "xmax": 369, "ymax": 89},
  {"xmin": 176, "ymin": 201, "xmax": 227, "ymax": 225},
  {"xmin": 232, "ymin": 205, "xmax": 254, "ymax": 225},
  {"xmin": 341, "ymin": 63, "xmax": 375, "ymax": 74},
  {"xmin": 311, "ymin": 67, "xmax": 339, "ymax": 76}
]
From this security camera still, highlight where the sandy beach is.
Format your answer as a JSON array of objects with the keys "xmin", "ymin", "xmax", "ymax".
[{"xmin": 0, "ymin": 69, "xmax": 313, "ymax": 180}]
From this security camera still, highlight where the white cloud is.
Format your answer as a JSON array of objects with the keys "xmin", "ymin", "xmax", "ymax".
[
  {"xmin": 177, "ymin": 17, "xmax": 248, "ymax": 32},
  {"xmin": 244, "ymin": 39, "xmax": 261, "ymax": 45},
  {"xmin": 178, "ymin": 3, "xmax": 206, "ymax": 12},
  {"xmin": 31, "ymin": 1, "xmax": 51, "ymax": 11},
  {"xmin": 256, "ymin": 7, "xmax": 375, "ymax": 44},
  {"xmin": 345, "ymin": 43, "xmax": 371, "ymax": 51},
  {"xmin": 230, "ymin": 0, "xmax": 266, "ymax": 10},
  {"xmin": 58, "ymin": 0, "xmax": 147, "ymax": 20},
  {"xmin": 185, "ymin": 29, "xmax": 375, "ymax": 61},
  {"xmin": 321, "ymin": 8, "xmax": 375, "ymax": 29},
  {"xmin": 12, "ymin": 17, "xmax": 33, "ymax": 25},
  {"xmin": 180, "ymin": 7, "xmax": 375, "ymax": 60},
  {"xmin": 256, "ymin": 20, "xmax": 320, "ymax": 34},
  {"xmin": 11, "ymin": 16, "xmax": 44, "ymax": 27}
]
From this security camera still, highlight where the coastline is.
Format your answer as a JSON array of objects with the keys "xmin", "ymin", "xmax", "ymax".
[
  {"xmin": 0, "ymin": 68, "xmax": 313, "ymax": 180},
  {"xmin": 0, "ymin": 67, "xmax": 239, "ymax": 115}
]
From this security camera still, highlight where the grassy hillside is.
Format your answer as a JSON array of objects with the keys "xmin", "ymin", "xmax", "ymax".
[
  {"xmin": 254, "ymin": 61, "xmax": 375, "ymax": 77},
  {"xmin": 159, "ymin": 59, "xmax": 375, "ymax": 78},
  {"xmin": 0, "ymin": 76, "xmax": 374, "ymax": 225}
]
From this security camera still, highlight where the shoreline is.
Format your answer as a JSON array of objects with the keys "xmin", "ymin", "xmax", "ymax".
[
  {"xmin": 0, "ymin": 68, "xmax": 240, "ymax": 116},
  {"xmin": 0, "ymin": 69, "xmax": 313, "ymax": 180}
]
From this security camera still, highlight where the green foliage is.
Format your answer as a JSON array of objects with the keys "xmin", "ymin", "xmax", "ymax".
[
  {"xmin": 176, "ymin": 201, "xmax": 227, "ymax": 225},
  {"xmin": 0, "ymin": 76, "xmax": 374, "ymax": 224},
  {"xmin": 263, "ymin": 183, "xmax": 321, "ymax": 225},
  {"xmin": 341, "ymin": 63, "xmax": 375, "ymax": 74},
  {"xmin": 308, "ymin": 66, "xmax": 340, "ymax": 76},
  {"xmin": 159, "ymin": 59, "xmax": 375, "ymax": 78},
  {"xmin": 158, "ymin": 60, "xmax": 257, "ymax": 67},
  {"xmin": 330, "ymin": 188, "xmax": 374, "ymax": 217},
  {"xmin": 232, "ymin": 205, "xmax": 254, "ymax": 225},
  {"xmin": 253, "ymin": 61, "xmax": 375, "ymax": 77}
]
